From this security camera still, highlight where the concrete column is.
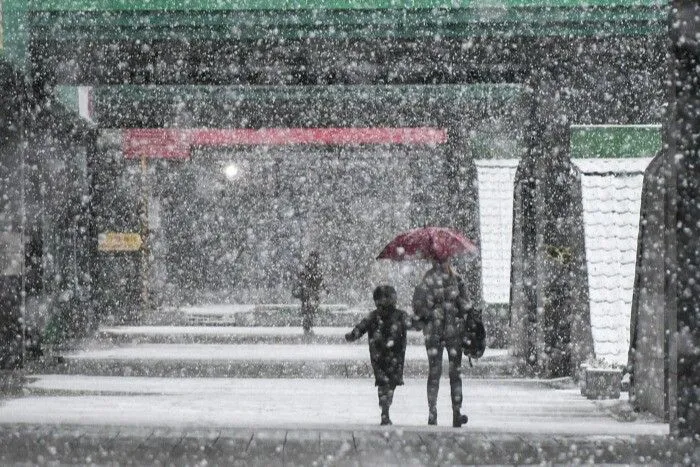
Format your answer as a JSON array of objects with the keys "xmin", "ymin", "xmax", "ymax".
[
  {"xmin": 509, "ymin": 157, "xmax": 538, "ymax": 371},
  {"xmin": 628, "ymin": 152, "xmax": 672, "ymax": 421},
  {"xmin": 0, "ymin": 63, "xmax": 26, "ymax": 370},
  {"xmin": 669, "ymin": 0, "xmax": 700, "ymax": 438},
  {"xmin": 510, "ymin": 72, "xmax": 594, "ymax": 378},
  {"xmin": 445, "ymin": 125, "xmax": 484, "ymax": 309}
]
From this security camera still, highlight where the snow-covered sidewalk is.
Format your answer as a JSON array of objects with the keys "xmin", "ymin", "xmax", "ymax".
[
  {"xmin": 178, "ymin": 303, "xmax": 363, "ymax": 326},
  {"xmin": 99, "ymin": 325, "xmax": 427, "ymax": 344},
  {"xmin": 180, "ymin": 303, "xmax": 352, "ymax": 315},
  {"xmin": 61, "ymin": 343, "xmax": 508, "ymax": 362},
  {"xmin": 101, "ymin": 325, "xmax": 352, "ymax": 338},
  {"xmin": 1, "ymin": 376, "xmax": 666, "ymax": 436}
]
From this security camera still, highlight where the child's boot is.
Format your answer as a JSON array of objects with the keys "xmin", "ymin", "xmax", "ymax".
[
  {"xmin": 428, "ymin": 405, "xmax": 437, "ymax": 425},
  {"xmin": 380, "ymin": 410, "xmax": 392, "ymax": 426},
  {"xmin": 380, "ymin": 400, "xmax": 392, "ymax": 425}
]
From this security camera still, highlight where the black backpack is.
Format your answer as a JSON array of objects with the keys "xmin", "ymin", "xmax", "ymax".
[
  {"xmin": 462, "ymin": 311, "xmax": 486, "ymax": 360},
  {"xmin": 456, "ymin": 278, "xmax": 486, "ymax": 360}
]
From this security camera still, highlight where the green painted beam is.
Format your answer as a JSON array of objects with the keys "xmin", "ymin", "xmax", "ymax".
[
  {"xmin": 95, "ymin": 83, "xmax": 526, "ymax": 104},
  {"xmin": 29, "ymin": 0, "xmax": 667, "ymax": 11},
  {"xmin": 28, "ymin": 5, "xmax": 668, "ymax": 40},
  {"xmin": 91, "ymin": 84, "xmax": 528, "ymax": 127},
  {"xmin": 570, "ymin": 124, "xmax": 661, "ymax": 158}
]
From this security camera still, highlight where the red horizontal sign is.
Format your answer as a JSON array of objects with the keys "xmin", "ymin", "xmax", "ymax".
[{"xmin": 123, "ymin": 127, "xmax": 447, "ymax": 159}]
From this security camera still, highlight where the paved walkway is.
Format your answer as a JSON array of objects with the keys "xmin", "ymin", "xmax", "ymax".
[
  {"xmin": 1, "ymin": 317, "xmax": 692, "ymax": 465},
  {"xmin": 1, "ymin": 375, "xmax": 687, "ymax": 465},
  {"xmin": 0, "ymin": 377, "xmax": 666, "ymax": 436}
]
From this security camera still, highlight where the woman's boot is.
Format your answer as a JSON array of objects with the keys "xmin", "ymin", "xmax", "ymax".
[{"xmin": 452, "ymin": 410, "xmax": 468, "ymax": 428}]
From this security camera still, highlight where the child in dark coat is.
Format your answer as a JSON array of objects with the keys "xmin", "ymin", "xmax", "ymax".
[{"xmin": 345, "ymin": 285, "xmax": 411, "ymax": 426}]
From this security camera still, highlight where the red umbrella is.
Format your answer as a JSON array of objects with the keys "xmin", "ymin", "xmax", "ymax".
[{"xmin": 376, "ymin": 227, "xmax": 478, "ymax": 262}]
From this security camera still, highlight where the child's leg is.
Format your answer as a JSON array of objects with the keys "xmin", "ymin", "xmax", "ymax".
[
  {"xmin": 378, "ymin": 385, "xmax": 395, "ymax": 424},
  {"xmin": 378, "ymin": 385, "xmax": 391, "ymax": 413}
]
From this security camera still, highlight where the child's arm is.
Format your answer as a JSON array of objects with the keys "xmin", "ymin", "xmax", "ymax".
[{"xmin": 345, "ymin": 313, "xmax": 373, "ymax": 342}]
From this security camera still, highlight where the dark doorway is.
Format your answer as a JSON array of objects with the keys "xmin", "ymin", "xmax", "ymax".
[{"xmin": 159, "ymin": 143, "xmax": 444, "ymax": 305}]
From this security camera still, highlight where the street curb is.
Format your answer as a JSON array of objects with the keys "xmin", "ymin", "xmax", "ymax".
[{"xmin": 0, "ymin": 424, "xmax": 694, "ymax": 465}]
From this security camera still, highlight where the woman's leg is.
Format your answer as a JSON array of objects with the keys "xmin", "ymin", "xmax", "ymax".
[
  {"xmin": 426, "ymin": 341, "xmax": 444, "ymax": 424},
  {"xmin": 447, "ymin": 342, "xmax": 467, "ymax": 427},
  {"xmin": 446, "ymin": 344, "xmax": 463, "ymax": 411}
]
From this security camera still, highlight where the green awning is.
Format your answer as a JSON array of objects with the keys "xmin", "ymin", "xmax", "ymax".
[{"xmin": 570, "ymin": 124, "xmax": 662, "ymax": 158}]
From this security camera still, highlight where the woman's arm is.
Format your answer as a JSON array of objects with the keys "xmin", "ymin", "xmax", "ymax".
[{"xmin": 412, "ymin": 284, "xmax": 429, "ymax": 320}]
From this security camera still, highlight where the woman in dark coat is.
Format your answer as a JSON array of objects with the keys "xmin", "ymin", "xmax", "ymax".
[
  {"xmin": 345, "ymin": 285, "xmax": 411, "ymax": 426},
  {"xmin": 412, "ymin": 259, "xmax": 471, "ymax": 427}
]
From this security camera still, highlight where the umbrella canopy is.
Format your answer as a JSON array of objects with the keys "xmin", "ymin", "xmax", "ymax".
[{"xmin": 376, "ymin": 227, "xmax": 478, "ymax": 262}]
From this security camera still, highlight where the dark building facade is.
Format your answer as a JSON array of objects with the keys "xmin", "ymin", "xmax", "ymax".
[
  {"xmin": 2, "ymin": 1, "xmax": 674, "ymax": 384},
  {"xmin": 0, "ymin": 58, "xmax": 96, "ymax": 368}
]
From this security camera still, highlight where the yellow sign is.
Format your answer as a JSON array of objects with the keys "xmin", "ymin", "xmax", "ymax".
[{"xmin": 98, "ymin": 232, "xmax": 143, "ymax": 252}]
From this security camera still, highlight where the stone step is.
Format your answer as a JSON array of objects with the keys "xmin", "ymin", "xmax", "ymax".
[
  {"xmin": 34, "ymin": 344, "xmax": 516, "ymax": 379},
  {"xmin": 98, "ymin": 326, "xmax": 427, "ymax": 345},
  {"xmin": 176, "ymin": 304, "xmax": 364, "ymax": 327}
]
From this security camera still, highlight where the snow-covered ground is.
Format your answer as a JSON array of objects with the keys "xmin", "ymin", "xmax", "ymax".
[
  {"xmin": 100, "ymin": 326, "xmax": 351, "ymax": 337},
  {"xmin": 61, "ymin": 344, "xmax": 508, "ymax": 362},
  {"xmin": 0, "ymin": 376, "xmax": 667, "ymax": 436},
  {"xmin": 180, "ymin": 303, "xmax": 352, "ymax": 316}
]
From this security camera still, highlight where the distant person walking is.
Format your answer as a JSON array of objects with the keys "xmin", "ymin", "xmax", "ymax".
[
  {"xmin": 292, "ymin": 250, "xmax": 324, "ymax": 335},
  {"xmin": 345, "ymin": 285, "xmax": 412, "ymax": 425},
  {"xmin": 412, "ymin": 259, "xmax": 471, "ymax": 427}
]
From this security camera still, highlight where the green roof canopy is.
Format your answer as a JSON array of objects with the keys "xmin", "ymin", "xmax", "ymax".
[
  {"xmin": 29, "ymin": 0, "xmax": 667, "ymax": 11},
  {"xmin": 3, "ymin": 0, "xmax": 667, "ymax": 75},
  {"xmin": 25, "ymin": 0, "xmax": 667, "ymax": 40}
]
